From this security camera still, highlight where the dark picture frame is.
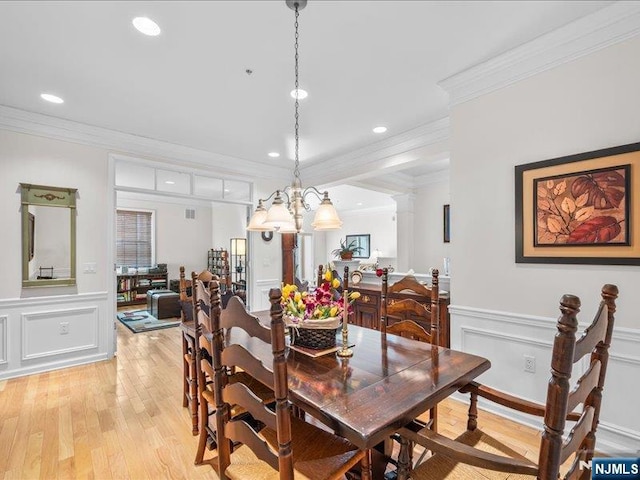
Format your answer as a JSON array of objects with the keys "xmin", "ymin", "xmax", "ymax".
[
  {"xmin": 443, "ymin": 204, "xmax": 450, "ymax": 243},
  {"xmin": 515, "ymin": 141, "xmax": 640, "ymax": 265},
  {"xmin": 345, "ymin": 234, "xmax": 370, "ymax": 259}
]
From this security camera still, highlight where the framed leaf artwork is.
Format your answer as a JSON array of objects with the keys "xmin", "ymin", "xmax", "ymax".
[{"xmin": 515, "ymin": 141, "xmax": 640, "ymax": 265}]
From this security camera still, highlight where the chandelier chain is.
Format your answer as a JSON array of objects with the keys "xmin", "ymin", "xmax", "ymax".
[{"xmin": 293, "ymin": 3, "xmax": 300, "ymax": 180}]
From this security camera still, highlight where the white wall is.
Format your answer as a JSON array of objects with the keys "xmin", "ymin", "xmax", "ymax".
[
  {"xmin": 0, "ymin": 130, "xmax": 110, "ymax": 379},
  {"xmin": 117, "ymin": 193, "xmax": 213, "ymax": 281},
  {"xmin": 449, "ymin": 36, "xmax": 640, "ymax": 451},
  {"xmin": 248, "ymin": 180, "xmax": 284, "ymax": 311},
  {"xmin": 413, "ymin": 178, "xmax": 451, "ymax": 275},
  {"xmin": 324, "ymin": 208, "xmax": 397, "ymax": 266}
]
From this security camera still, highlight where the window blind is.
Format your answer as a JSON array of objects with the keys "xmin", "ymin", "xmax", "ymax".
[{"xmin": 116, "ymin": 210, "xmax": 153, "ymax": 267}]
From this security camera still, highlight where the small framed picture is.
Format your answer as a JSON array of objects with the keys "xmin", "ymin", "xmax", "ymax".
[{"xmin": 443, "ymin": 204, "xmax": 450, "ymax": 243}]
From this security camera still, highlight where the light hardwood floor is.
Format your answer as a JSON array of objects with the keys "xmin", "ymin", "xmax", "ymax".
[{"xmin": 0, "ymin": 321, "xmax": 545, "ymax": 480}]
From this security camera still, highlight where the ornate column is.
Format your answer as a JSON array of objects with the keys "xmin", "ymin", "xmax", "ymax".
[{"xmin": 392, "ymin": 193, "xmax": 415, "ymax": 272}]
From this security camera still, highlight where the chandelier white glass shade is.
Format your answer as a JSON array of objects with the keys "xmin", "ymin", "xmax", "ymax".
[{"xmin": 246, "ymin": 0, "xmax": 342, "ymax": 234}]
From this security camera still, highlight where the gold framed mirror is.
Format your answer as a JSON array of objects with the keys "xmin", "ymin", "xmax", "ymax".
[{"xmin": 20, "ymin": 183, "xmax": 77, "ymax": 287}]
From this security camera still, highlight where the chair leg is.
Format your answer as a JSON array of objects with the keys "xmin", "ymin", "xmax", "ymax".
[
  {"xmin": 182, "ymin": 335, "xmax": 189, "ymax": 408},
  {"xmin": 194, "ymin": 390, "xmax": 209, "ymax": 464},
  {"xmin": 396, "ymin": 436, "xmax": 413, "ymax": 480},
  {"xmin": 188, "ymin": 345, "xmax": 199, "ymax": 435},
  {"xmin": 467, "ymin": 390, "xmax": 478, "ymax": 431}
]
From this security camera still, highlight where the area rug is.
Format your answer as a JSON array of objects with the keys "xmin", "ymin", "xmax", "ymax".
[{"xmin": 116, "ymin": 310, "xmax": 181, "ymax": 333}]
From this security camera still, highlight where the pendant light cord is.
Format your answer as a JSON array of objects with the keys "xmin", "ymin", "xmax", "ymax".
[{"xmin": 293, "ymin": 3, "xmax": 301, "ymax": 182}]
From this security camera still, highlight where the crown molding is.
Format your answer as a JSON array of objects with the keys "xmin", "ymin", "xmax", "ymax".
[
  {"xmin": 439, "ymin": 1, "xmax": 640, "ymax": 106},
  {"xmin": 301, "ymin": 117, "xmax": 450, "ymax": 186},
  {"xmin": 0, "ymin": 105, "xmax": 290, "ymax": 180},
  {"xmin": 349, "ymin": 173, "xmax": 415, "ymax": 194},
  {"xmin": 339, "ymin": 204, "xmax": 396, "ymax": 217}
]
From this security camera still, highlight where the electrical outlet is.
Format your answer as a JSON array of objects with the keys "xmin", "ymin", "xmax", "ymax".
[
  {"xmin": 60, "ymin": 322, "xmax": 69, "ymax": 335},
  {"xmin": 524, "ymin": 355, "xmax": 535, "ymax": 373}
]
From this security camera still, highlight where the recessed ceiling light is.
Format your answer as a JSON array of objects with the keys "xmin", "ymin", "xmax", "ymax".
[
  {"xmin": 268, "ymin": 152, "xmax": 280, "ymax": 158},
  {"xmin": 40, "ymin": 93, "xmax": 64, "ymax": 104},
  {"xmin": 357, "ymin": 202, "xmax": 363, "ymax": 206},
  {"xmin": 132, "ymin": 17, "xmax": 161, "ymax": 36},
  {"xmin": 290, "ymin": 88, "xmax": 308, "ymax": 100},
  {"xmin": 373, "ymin": 126, "xmax": 387, "ymax": 134},
  {"xmin": 224, "ymin": 189, "xmax": 230, "ymax": 193},
  {"xmin": 164, "ymin": 180, "xmax": 175, "ymax": 185}
]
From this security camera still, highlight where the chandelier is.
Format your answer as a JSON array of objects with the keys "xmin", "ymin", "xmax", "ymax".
[{"xmin": 247, "ymin": 0, "xmax": 342, "ymax": 234}]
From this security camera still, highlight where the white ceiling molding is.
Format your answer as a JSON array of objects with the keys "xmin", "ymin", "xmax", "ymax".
[
  {"xmin": 413, "ymin": 169, "xmax": 450, "ymax": 188},
  {"xmin": 349, "ymin": 174, "xmax": 416, "ymax": 195},
  {"xmin": 439, "ymin": 1, "xmax": 640, "ymax": 106},
  {"xmin": 0, "ymin": 104, "xmax": 291, "ymax": 180},
  {"xmin": 302, "ymin": 117, "xmax": 450, "ymax": 186},
  {"xmin": 338, "ymin": 204, "xmax": 396, "ymax": 217}
]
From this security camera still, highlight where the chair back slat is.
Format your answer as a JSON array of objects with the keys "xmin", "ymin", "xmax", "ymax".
[
  {"xmin": 387, "ymin": 298, "xmax": 430, "ymax": 318},
  {"xmin": 387, "ymin": 274, "xmax": 432, "ymax": 296},
  {"xmin": 225, "ymin": 382, "xmax": 278, "ymax": 430},
  {"xmin": 226, "ymin": 420, "xmax": 280, "ymax": 471},
  {"xmin": 567, "ymin": 361, "xmax": 601, "ymax": 413},
  {"xmin": 222, "ymin": 344, "xmax": 274, "ymax": 389},
  {"xmin": 221, "ymin": 297, "xmax": 272, "ymax": 344},
  {"xmin": 560, "ymin": 406, "xmax": 595, "ymax": 464},
  {"xmin": 386, "ymin": 319, "xmax": 432, "ymax": 343},
  {"xmin": 573, "ymin": 303, "xmax": 608, "ymax": 362}
]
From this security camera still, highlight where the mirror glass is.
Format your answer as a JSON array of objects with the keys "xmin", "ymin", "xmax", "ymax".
[{"xmin": 21, "ymin": 183, "xmax": 77, "ymax": 287}]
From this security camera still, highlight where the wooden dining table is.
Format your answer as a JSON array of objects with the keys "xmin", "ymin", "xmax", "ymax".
[{"xmin": 241, "ymin": 311, "xmax": 491, "ymax": 480}]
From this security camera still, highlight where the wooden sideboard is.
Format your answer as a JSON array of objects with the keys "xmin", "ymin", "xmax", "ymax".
[{"xmin": 349, "ymin": 283, "xmax": 450, "ymax": 347}]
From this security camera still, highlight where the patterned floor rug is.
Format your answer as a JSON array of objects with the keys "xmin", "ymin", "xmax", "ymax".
[{"xmin": 116, "ymin": 310, "xmax": 181, "ymax": 333}]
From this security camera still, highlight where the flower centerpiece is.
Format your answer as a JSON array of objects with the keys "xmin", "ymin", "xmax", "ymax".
[{"xmin": 281, "ymin": 269, "xmax": 360, "ymax": 349}]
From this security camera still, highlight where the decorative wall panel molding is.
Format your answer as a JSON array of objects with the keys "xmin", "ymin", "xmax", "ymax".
[
  {"xmin": 0, "ymin": 291, "xmax": 108, "ymax": 309},
  {"xmin": 451, "ymin": 304, "xmax": 640, "ymax": 453},
  {"xmin": 0, "ymin": 315, "xmax": 7, "ymax": 364},
  {"xmin": 22, "ymin": 306, "xmax": 99, "ymax": 360},
  {"xmin": 254, "ymin": 279, "xmax": 281, "ymax": 312},
  {"xmin": 440, "ymin": 2, "xmax": 640, "ymax": 106}
]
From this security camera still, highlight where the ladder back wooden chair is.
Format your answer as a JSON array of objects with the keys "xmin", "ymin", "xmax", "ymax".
[
  {"xmin": 382, "ymin": 268, "xmax": 441, "ymax": 429},
  {"xmin": 211, "ymin": 288, "xmax": 365, "ymax": 480},
  {"xmin": 398, "ymin": 283, "xmax": 619, "ymax": 480},
  {"xmin": 179, "ymin": 266, "xmax": 214, "ymax": 435},
  {"xmin": 195, "ymin": 287, "xmax": 274, "ymax": 465}
]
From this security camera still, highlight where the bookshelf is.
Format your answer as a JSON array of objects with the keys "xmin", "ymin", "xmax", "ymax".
[
  {"xmin": 207, "ymin": 248, "xmax": 230, "ymax": 290},
  {"xmin": 116, "ymin": 272, "xmax": 168, "ymax": 306}
]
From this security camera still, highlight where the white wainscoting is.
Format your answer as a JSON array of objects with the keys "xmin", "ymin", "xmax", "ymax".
[
  {"xmin": 0, "ymin": 292, "xmax": 109, "ymax": 380},
  {"xmin": 449, "ymin": 304, "xmax": 640, "ymax": 454},
  {"xmin": 21, "ymin": 306, "xmax": 99, "ymax": 360},
  {"xmin": 253, "ymin": 279, "xmax": 281, "ymax": 312}
]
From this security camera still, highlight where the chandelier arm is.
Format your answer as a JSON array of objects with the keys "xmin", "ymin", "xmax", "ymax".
[
  {"xmin": 301, "ymin": 185, "xmax": 328, "ymax": 201},
  {"xmin": 258, "ymin": 186, "xmax": 292, "ymax": 205}
]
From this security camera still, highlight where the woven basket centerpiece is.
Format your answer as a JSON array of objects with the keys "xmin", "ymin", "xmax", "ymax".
[{"xmin": 285, "ymin": 316, "xmax": 341, "ymax": 349}]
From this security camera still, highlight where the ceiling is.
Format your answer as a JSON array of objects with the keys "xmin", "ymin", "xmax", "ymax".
[{"xmin": 0, "ymin": 0, "xmax": 613, "ymax": 199}]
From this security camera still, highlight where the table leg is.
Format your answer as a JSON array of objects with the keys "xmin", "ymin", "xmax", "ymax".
[{"xmin": 360, "ymin": 449, "xmax": 372, "ymax": 480}]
